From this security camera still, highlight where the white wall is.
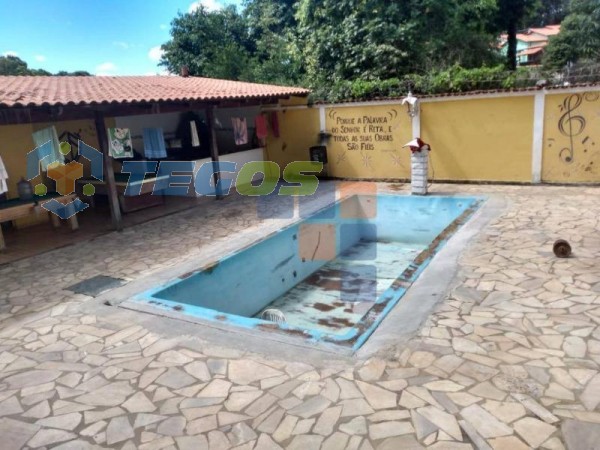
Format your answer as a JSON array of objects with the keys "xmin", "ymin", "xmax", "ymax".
[
  {"xmin": 114, "ymin": 111, "xmax": 204, "ymax": 154},
  {"xmin": 115, "ymin": 106, "xmax": 262, "ymax": 157},
  {"xmin": 214, "ymin": 106, "xmax": 262, "ymax": 155},
  {"xmin": 219, "ymin": 148, "xmax": 265, "ymax": 188}
]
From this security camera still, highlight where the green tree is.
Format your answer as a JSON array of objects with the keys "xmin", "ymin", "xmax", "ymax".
[
  {"xmin": 496, "ymin": 0, "xmax": 537, "ymax": 70},
  {"xmin": 55, "ymin": 70, "xmax": 92, "ymax": 76},
  {"xmin": 412, "ymin": 0, "xmax": 500, "ymax": 71},
  {"xmin": 160, "ymin": 5, "xmax": 255, "ymax": 80},
  {"xmin": 243, "ymin": 0, "xmax": 304, "ymax": 85},
  {"xmin": 528, "ymin": 0, "xmax": 569, "ymax": 26},
  {"xmin": 295, "ymin": 0, "xmax": 500, "ymax": 86},
  {"xmin": 543, "ymin": 0, "xmax": 600, "ymax": 69},
  {"xmin": 0, "ymin": 55, "xmax": 48, "ymax": 75},
  {"xmin": 295, "ymin": 0, "xmax": 420, "ymax": 85},
  {"xmin": 0, "ymin": 55, "xmax": 89, "ymax": 76}
]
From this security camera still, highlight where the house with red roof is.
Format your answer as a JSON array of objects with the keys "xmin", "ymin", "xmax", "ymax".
[{"xmin": 499, "ymin": 24, "xmax": 561, "ymax": 66}]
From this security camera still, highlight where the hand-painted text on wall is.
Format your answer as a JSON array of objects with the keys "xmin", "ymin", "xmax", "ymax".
[{"xmin": 329, "ymin": 110, "xmax": 398, "ymax": 152}]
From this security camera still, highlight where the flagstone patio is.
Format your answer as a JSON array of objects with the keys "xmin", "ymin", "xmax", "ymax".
[{"xmin": 1, "ymin": 182, "xmax": 599, "ymax": 450}]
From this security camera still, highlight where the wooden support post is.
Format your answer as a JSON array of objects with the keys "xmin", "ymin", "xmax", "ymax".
[
  {"xmin": 205, "ymin": 106, "xmax": 223, "ymax": 200},
  {"xmin": 94, "ymin": 111, "xmax": 123, "ymax": 230}
]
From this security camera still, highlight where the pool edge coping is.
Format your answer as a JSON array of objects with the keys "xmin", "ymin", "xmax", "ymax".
[{"xmin": 86, "ymin": 192, "xmax": 506, "ymax": 360}]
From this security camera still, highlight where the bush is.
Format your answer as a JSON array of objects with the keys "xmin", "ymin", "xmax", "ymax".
[{"xmin": 310, "ymin": 65, "xmax": 540, "ymax": 102}]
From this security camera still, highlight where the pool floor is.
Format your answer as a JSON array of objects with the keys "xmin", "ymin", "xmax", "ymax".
[
  {"xmin": 129, "ymin": 194, "xmax": 482, "ymax": 350},
  {"xmin": 256, "ymin": 239, "xmax": 426, "ymax": 336}
]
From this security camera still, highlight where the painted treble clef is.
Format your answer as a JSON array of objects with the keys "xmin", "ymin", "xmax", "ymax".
[{"xmin": 557, "ymin": 94, "xmax": 586, "ymax": 164}]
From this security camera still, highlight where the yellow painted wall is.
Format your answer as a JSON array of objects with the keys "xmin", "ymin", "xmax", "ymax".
[
  {"xmin": 279, "ymin": 95, "xmax": 310, "ymax": 107},
  {"xmin": 0, "ymin": 122, "xmax": 35, "ymax": 198},
  {"xmin": 325, "ymin": 105, "xmax": 412, "ymax": 179},
  {"xmin": 421, "ymin": 96, "xmax": 534, "ymax": 182},
  {"xmin": 0, "ymin": 117, "xmax": 114, "ymax": 227},
  {"xmin": 0, "ymin": 88, "xmax": 597, "ymax": 229},
  {"xmin": 264, "ymin": 107, "xmax": 320, "ymax": 177},
  {"xmin": 542, "ymin": 92, "xmax": 600, "ymax": 182}
]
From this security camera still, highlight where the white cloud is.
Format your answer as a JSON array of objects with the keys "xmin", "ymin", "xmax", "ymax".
[
  {"xmin": 148, "ymin": 46, "xmax": 165, "ymax": 62},
  {"xmin": 189, "ymin": 0, "xmax": 222, "ymax": 13},
  {"xmin": 144, "ymin": 68, "xmax": 171, "ymax": 76},
  {"xmin": 112, "ymin": 41, "xmax": 130, "ymax": 50},
  {"xmin": 159, "ymin": 24, "xmax": 168, "ymax": 30},
  {"xmin": 3, "ymin": 50, "xmax": 18, "ymax": 57},
  {"xmin": 34, "ymin": 55, "xmax": 46, "ymax": 62},
  {"xmin": 96, "ymin": 61, "xmax": 117, "ymax": 76}
]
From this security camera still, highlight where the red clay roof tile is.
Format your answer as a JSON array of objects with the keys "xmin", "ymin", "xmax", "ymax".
[
  {"xmin": 0, "ymin": 75, "xmax": 310, "ymax": 108},
  {"xmin": 518, "ymin": 45, "xmax": 547, "ymax": 57}
]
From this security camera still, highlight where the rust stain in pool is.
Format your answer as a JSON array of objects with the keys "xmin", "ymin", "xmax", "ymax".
[
  {"xmin": 313, "ymin": 302, "xmax": 337, "ymax": 312},
  {"xmin": 318, "ymin": 317, "xmax": 355, "ymax": 329}
]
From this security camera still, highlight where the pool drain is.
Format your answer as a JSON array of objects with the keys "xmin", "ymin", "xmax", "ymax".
[{"xmin": 261, "ymin": 309, "xmax": 287, "ymax": 324}]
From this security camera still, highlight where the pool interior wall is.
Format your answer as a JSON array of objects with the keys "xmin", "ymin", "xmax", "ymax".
[{"xmin": 135, "ymin": 194, "xmax": 481, "ymax": 350}]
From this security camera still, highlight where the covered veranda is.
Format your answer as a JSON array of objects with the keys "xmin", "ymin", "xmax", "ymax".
[{"xmin": 0, "ymin": 75, "xmax": 309, "ymax": 264}]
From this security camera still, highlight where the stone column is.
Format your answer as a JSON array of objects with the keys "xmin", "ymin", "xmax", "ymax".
[{"xmin": 411, "ymin": 150, "xmax": 428, "ymax": 195}]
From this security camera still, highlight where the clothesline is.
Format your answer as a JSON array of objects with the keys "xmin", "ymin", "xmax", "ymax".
[
  {"xmin": 130, "ymin": 131, "xmax": 177, "ymax": 140},
  {"xmin": 129, "ymin": 127, "xmax": 257, "ymax": 140}
]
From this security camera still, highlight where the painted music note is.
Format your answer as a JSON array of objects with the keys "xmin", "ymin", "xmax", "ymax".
[
  {"xmin": 557, "ymin": 94, "xmax": 586, "ymax": 164},
  {"xmin": 584, "ymin": 92, "xmax": 600, "ymax": 102}
]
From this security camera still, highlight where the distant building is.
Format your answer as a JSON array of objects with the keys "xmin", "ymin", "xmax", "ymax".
[{"xmin": 499, "ymin": 25, "xmax": 561, "ymax": 66}]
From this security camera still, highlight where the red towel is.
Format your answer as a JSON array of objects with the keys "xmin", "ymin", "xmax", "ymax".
[
  {"xmin": 255, "ymin": 114, "xmax": 268, "ymax": 139},
  {"xmin": 270, "ymin": 112, "xmax": 280, "ymax": 138}
]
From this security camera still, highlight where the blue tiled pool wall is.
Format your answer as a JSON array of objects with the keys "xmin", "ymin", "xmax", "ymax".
[
  {"xmin": 154, "ymin": 223, "xmax": 325, "ymax": 317},
  {"xmin": 151, "ymin": 196, "xmax": 363, "ymax": 318},
  {"xmin": 359, "ymin": 195, "xmax": 475, "ymax": 244},
  {"xmin": 147, "ymin": 195, "xmax": 477, "ymax": 320}
]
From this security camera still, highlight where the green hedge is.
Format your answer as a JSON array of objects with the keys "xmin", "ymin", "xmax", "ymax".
[{"xmin": 310, "ymin": 65, "xmax": 539, "ymax": 102}]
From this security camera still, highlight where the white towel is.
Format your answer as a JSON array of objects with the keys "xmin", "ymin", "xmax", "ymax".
[
  {"xmin": 190, "ymin": 121, "xmax": 200, "ymax": 147},
  {"xmin": 0, "ymin": 155, "xmax": 8, "ymax": 195}
]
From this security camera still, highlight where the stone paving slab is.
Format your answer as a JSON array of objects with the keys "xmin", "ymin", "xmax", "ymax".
[{"xmin": 1, "ymin": 182, "xmax": 600, "ymax": 449}]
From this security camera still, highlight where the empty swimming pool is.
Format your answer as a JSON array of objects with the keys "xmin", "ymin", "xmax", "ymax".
[{"xmin": 132, "ymin": 194, "xmax": 482, "ymax": 350}]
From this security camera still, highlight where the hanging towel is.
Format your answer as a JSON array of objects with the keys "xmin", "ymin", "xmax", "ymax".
[
  {"xmin": 32, "ymin": 126, "xmax": 64, "ymax": 171},
  {"xmin": 142, "ymin": 128, "xmax": 167, "ymax": 159},
  {"xmin": 107, "ymin": 128, "xmax": 133, "ymax": 159},
  {"xmin": 270, "ymin": 112, "xmax": 280, "ymax": 138},
  {"xmin": 190, "ymin": 121, "xmax": 200, "ymax": 147},
  {"xmin": 231, "ymin": 117, "xmax": 248, "ymax": 146},
  {"xmin": 255, "ymin": 114, "xmax": 268, "ymax": 140},
  {"xmin": 0, "ymin": 155, "xmax": 8, "ymax": 195}
]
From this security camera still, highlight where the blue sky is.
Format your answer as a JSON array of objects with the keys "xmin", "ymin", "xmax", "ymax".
[{"xmin": 0, "ymin": 0, "xmax": 242, "ymax": 75}]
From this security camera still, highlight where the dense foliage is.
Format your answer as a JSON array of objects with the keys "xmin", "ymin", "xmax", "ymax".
[
  {"xmin": 0, "ymin": 55, "xmax": 51, "ymax": 76},
  {"xmin": 529, "ymin": 0, "xmax": 570, "ymax": 25},
  {"xmin": 0, "ymin": 55, "xmax": 90, "ymax": 76},
  {"xmin": 313, "ymin": 65, "xmax": 538, "ymax": 102},
  {"xmin": 155, "ymin": 0, "xmax": 599, "ymax": 100},
  {"xmin": 543, "ymin": 0, "xmax": 600, "ymax": 70},
  {"xmin": 161, "ymin": 6, "xmax": 254, "ymax": 80}
]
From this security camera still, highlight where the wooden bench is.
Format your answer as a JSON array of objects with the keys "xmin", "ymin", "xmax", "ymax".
[{"xmin": 0, "ymin": 193, "xmax": 79, "ymax": 251}]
